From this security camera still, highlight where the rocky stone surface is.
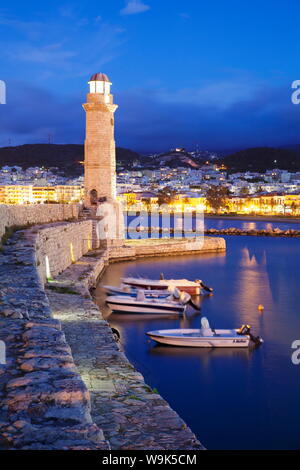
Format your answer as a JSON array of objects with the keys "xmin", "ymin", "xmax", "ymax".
[
  {"xmin": 0, "ymin": 203, "xmax": 79, "ymax": 241},
  {"xmin": 109, "ymin": 237, "xmax": 226, "ymax": 262},
  {"xmin": 47, "ymin": 271, "xmax": 204, "ymax": 450},
  {"xmin": 0, "ymin": 229, "xmax": 108, "ymax": 450},
  {"xmin": 35, "ymin": 220, "xmax": 94, "ymax": 283},
  {"xmin": 0, "ymin": 218, "xmax": 219, "ymax": 450},
  {"xmin": 205, "ymin": 227, "xmax": 300, "ymax": 237}
]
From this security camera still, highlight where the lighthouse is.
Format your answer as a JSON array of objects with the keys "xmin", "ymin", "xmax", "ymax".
[
  {"xmin": 83, "ymin": 73, "xmax": 124, "ymax": 245},
  {"xmin": 83, "ymin": 72, "xmax": 118, "ymax": 206}
]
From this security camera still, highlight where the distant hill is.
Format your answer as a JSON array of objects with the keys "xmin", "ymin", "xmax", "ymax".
[
  {"xmin": 2, "ymin": 144, "xmax": 299, "ymax": 175},
  {"xmin": 143, "ymin": 148, "xmax": 220, "ymax": 169},
  {"xmin": 158, "ymin": 150, "xmax": 201, "ymax": 169},
  {"xmin": 0, "ymin": 144, "xmax": 141, "ymax": 175},
  {"xmin": 222, "ymin": 147, "xmax": 300, "ymax": 172},
  {"xmin": 280, "ymin": 144, "xmax": 300, "ymax": 152}
]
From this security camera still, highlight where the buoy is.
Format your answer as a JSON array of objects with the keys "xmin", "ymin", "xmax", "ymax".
[{"xmin": 258, "ymin": 304, "xmax": 264, "ymax": 311}]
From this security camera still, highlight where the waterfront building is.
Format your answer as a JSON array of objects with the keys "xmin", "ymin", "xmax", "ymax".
[
  {"xmin": 0, "ymin": 185, "xmax": 33, "ymax": 204},
  {"xmin": 0, "ymin": 185, "xmax": 84, "ymax": 204},
  {"xmin": 118, "ymin": 190, "xmax": 300, "ymax": 216}
]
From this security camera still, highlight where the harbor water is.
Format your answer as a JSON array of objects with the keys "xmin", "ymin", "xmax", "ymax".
[{"xmin": 94, "ymin": 219, "xmax": 300, "ymax": 450}]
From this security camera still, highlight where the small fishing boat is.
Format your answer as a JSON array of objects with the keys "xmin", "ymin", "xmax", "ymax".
[
  {"xmin": 106, "ymin": 290, "xmax": 189, "ymax": 315},
  {"xmin": 121, "ymin": 274, "xmax": 212, "ymax": 295},
  {"xmin": 101, "ymin": 284, "xmax": 171, "ymax": 299},
  {"xmin": 146, "ymin": 318, "xmax": 263, "ymax": 348}
]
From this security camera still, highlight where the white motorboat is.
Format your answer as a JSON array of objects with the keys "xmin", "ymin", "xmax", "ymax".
[
  {"xmin": 106, "ymin": 290, "xmax": 188, "ymax": 315},
  {"xmin": 146, "ymin": 318, "xmax": 263, "ymax": 348},
  {"xmin": 101, "ymin": 284, "xmax": 171, "ymax": 298},
  {"xmin": 121, "ymin": 275, "xmax": 212, "ymax": 295}
]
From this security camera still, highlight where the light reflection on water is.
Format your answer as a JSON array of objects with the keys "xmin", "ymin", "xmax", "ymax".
[{"xmin": 94, "ymin": 235, "xmax": 300, "ymax": 450}]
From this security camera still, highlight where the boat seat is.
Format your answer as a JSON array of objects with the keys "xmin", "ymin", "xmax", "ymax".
[
  {"xmin": 201, "ymin": 328, "xmax": 215, "ymax": 337},
  {"xmin": 136, "ymin": 290, "xmax": 146, "ymax": 301}
]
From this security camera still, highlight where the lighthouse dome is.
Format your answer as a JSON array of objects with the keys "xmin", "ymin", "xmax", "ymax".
[{"xmin": 89, "ymin": 73, "xmax": 110, "ymax": 82}]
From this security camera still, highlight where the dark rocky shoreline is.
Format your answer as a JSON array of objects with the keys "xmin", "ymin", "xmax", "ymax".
[{"xmin": 205, "ymin": 228, "xmax": 300, "ymax": 237}]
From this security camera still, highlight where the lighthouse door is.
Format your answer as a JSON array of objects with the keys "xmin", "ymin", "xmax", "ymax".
[{"xmin": 90, "ymin": 189, "xmax": 98, "ymax": 205}]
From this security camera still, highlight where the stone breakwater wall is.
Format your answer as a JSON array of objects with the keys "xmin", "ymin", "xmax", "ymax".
[
  {"xmin": 0, "ymin": 204, "xmax": 79, "ymax": 241},
  {"xmin": 0, "ymin": 228, "xmax": 108, "ymax": 450},
  {"xmin": 205, "ymin": 227, "xmax": 300, "ymax": 237},
  {"xmin": 109, "ymin": 236, "xmax": 226, "ymax": 262},
  {"xmin": 47, "ymin": 248, "xmax": 205, "ymax": 450},
  {"xmin": 0, "ymin": 220, "xmax": 224, "ymax": 449},
  {"xmin": 35, "ymin": 220, "xmax": 93, "ymax": 283}
]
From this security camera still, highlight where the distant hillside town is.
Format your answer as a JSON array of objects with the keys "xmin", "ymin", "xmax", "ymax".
[{"xmin": 0, "ymin": 145, "xmax": 300, "ymax": 215}]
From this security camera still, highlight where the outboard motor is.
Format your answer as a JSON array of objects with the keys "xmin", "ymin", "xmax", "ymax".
[
  {"xmin": 175, "ymin": 290, "xmax": 200, "ymax": 310},
  {"xmin": 195, "ymin": 279, "xmax": 213, "ymax": 293},
  {"xmin": 179, "ymin": 291, "xmax": 191, "ymax": 305},
  {"xmin": 237, "ymin": 324, "xmax": 263, "ymax": 346}
]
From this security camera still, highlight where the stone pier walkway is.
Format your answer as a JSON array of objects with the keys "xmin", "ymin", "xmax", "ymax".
[
  {"xmin": 0, "ymin": 231, "xmax": 108, "ymax": 450},
  {"xmin": 47, "ymin": 284, "xmax": 204, "ymax": 450}
]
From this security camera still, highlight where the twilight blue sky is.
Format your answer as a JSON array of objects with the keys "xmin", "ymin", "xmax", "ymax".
[{"xmin": 1, "ymin": 0, "xmax": 300, "ymax": 153}]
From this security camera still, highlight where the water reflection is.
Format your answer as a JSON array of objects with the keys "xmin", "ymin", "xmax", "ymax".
[
  {"xmin": 204, "ymin": 217, "xmax": 300, "ymax": 232},
  {"xmin": 148, "ymin": 344, "xmax": 253, "ymax": 361},
  {"xmin": 94, "ymin": 235, "xmax": 300, "ymax": 450},
  {"xmin": 109, "ymin": 312, "xmax": 185, "ymax": 322},
  {"xmin": 239, "ymin": 246, "xmax": 266, "ymax": 268}
]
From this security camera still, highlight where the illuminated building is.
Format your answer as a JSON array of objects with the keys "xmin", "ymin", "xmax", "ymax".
[
  {"xmin": 118, "ymin": 191, "xmax": 300, "ymax": 215},
  {"xmin": 0, "ymin": 185, "xmax": 84, "ymax": 205}
]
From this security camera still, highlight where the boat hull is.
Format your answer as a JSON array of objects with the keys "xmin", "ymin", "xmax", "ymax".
[
  {"xmin": 106, "ymin": 299, "xmax": 186, "ymax": 315},
  {"xmin": 103, "ymin": 286, "xmax": 171, "ymax": 298},
  {"xmin": 122, "ymin": 281, "xmax": 201, "ymax": 295},
  {"xmin": 146, "ymin": 329, "xmax": 250, "ymax": 347}
]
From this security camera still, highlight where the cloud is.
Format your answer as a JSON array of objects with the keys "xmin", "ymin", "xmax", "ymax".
[
  {"xmin": 179, "ymin": 13, "xmax": 190, "ymax": 20},
  {"xmin": 0, "ymin": 14, "xmax": 44, "ymax": 40},
  {"xmin": 0, "ymin": 81, "xmax": 84, "ymax": 146},
  {"xmin": 155, "ymin": 77, "xmax": 266, "ymax": 110},
  {"xmin": 120, "ymin": 1, "xmax": 150, "ymax": 16},
  {"xmin": 114, "ymin": 81, "xmax": 300, "ymax": 152},
  {"xmin": 0, "ymin": 12, "xmax": 126, "ymax": 81},
  {"xmin": 6, "ymin": 43, "xmax": 76, "ymax": 65},
  {"xmin": 1, "ymin": 67, "xmax": 299, "ymax": 154}
]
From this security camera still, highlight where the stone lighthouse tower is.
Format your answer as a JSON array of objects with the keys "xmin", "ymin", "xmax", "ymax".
[
  {"xmin": 83, "ymin": 73, "xmax": 124, "ymax": 244},
  {"xmin": 83, "ymin": 72, "xmax": 118, "ymax": 205}
]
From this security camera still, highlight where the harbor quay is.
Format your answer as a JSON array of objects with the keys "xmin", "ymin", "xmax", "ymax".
[
  {"xmin": 0, "ymin": 202, "xmax": 224, "ymax": 450},
  {"xmin": 2, "ymin": 1, "xmax": 300, "ymax": 452},
  {"xmin": 0, "ymin": 73, "xmax": 226, "ymax": 451}
]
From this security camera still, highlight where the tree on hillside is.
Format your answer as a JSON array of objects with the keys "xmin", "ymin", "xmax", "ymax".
[
  {"xmin": 141, "ymin": 198, "xmax": 152, "ymax": 211},
  {"xmin": 240, "ymin": 187, "xmax": 250, "ymax": 196},
  {"xmin": 221, "ymin": 147, "xmax": 300, "ymax": 172},
  {"xmin": 157, "ymin": 187, "xmax": 178, "ymax": 206},
  {"xmin": 206, "ymin": 186, "xmax": 230, "ymax": 213},
  {"xmin": 291, "ymin": 202, "xmax": 298, "ymax": 215}
]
